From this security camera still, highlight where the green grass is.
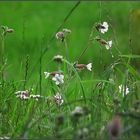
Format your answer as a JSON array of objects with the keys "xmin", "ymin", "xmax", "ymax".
[{"xmin": 0, "ymin": 1, "xmax": 140, "ymax": 139}]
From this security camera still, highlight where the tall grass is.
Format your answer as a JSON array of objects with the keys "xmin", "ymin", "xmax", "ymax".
[{"xmin": 0, "ymin": 1, "xmax": 140, "ymax": 139}]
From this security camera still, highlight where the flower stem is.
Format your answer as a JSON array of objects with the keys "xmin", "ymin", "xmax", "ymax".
[{"xmin": 1, "ymin": 34, "xmax": 5, "ymax": 84}]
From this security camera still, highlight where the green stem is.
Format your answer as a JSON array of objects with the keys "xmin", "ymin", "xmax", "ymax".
[{"xmin": 1, "ymin": 34, "xmax": 5, "ymax": 84}]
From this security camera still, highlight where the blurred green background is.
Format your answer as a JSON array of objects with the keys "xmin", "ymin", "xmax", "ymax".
[{"xmin": 0, "ymin": 1, "xmax": 140, "ymax": 85}]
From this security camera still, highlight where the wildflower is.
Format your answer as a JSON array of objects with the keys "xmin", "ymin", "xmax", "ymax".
[
  {"xmin": 71, "ymin": 106, "xmax": 83, "ymax": 117},
  {"xmin": 53, "ymin": 55, "xmax": 63, "ymax": 63},
  {"xmin": 95, "ymin": 37, "xmax": 112, "ymax": 50},
  {"xmin": 1, "ymin": 25, "xmax": 14, "ymax": 36},
  {"xmin": 44, "ymin": 72, "xmax": 50, "ymax": 79},
  {"xmin": 75, "ymin": 63, "xmax": 92, "ymax": 71},
  {"xmin": 54, "ymin": 92, "xmax": 64, "ymax": 106},
  {"xmin": 108, "ymin": 115, "xmax": 122, "ymax": 138},
  {"xmin": 119, "ymin": 84, "xmax": 129, "ymax": 96},
  {"xmin": 56, "ymin": 31, "xmax": 65, "ymax": 41},
  {"xmin": 86, "ymin": 63, "xmax": 92, "ymax": 71},
  {"xmin": 56, "ymin": 28, "xmax": 71, "ymax": 42},
  {"xmin": 62, "ymin": 28, "xmax": 71, "ymax": 33},
  {"xmin": 52, "ymin": 73, "xmax": 64, "ymax": 85},
  {"xmin": 0, "ymin": 136, "xmax": 10, "ymax": 139},
  {"xmin": 30, "ymin": 94, "xmax": 42, "ymax": 101},
  {"xmin": 96, "ymin": 22, "xmax": 109, "ymax": 34},
  {"xmin": 15, "ymin": 90, "xmax": 30, "ymax": 100},
  {"xmin": 105, "ymin": 40, "xmax": 112, "ymax": 50}
]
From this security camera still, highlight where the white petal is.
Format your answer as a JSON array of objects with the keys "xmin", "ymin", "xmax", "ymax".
[
  {"xmin": 52, "ymin": 77, "xmax": 56, "ymax": 81},
  {"xmin": 60, "ymin": 74, "xmax": 64, "ymax": 79},
  {"xmin": 103, "ymin": 22, "xmax": 109, "ymax": 28},
  {"xmin": 86, "ymin": 63, "xmax": 92, "ymax": 71},
  {"xmin": 108, "ymin": 40, "xmax": 112, "ymax": 48},
  {"xmin": 100, "ymin": 29, "xmax": 105, "ymax": 34},
  {"xmin": 55, "ymin": 81, "xmax": 60, "ymax": 85}
]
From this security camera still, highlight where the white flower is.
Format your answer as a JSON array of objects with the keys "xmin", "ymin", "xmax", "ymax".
[
  {"xmin": 15, "ymin": 90, "xmax": 30, "ymax": 100},
  {"xmin": 86, "ymin": 63, "xmax": 92, "ymax": 71},
  {"xmin": 55, "ymin": 31, "xmax": 64, "ymax": 40},
  {"xmin": 99, "ymin": 22, "xmax": 109, "ymax": 34},
  {"xmin": 105, "ymin": 40, "xmax": 112, "ymax": 50},
  {"xmin": 44, "ymin": 72, "xmax": 50, "ymax": 79},
  {"xmin": 53, "ymin": 55, "xmax": 63, "ymax": 60},
  {"xmin": 71, "ymin": 106, "xmax": 83, "ymax": 115},
  {"xmin": 52, "ymin": 73, "xmax": 64, "ymax": 85},
  {"xmin": 53, "ymin": 55, "xmax": 63, "ymax": 63},
  {"xmin": 62, "ymin": 28, "xmax": 71, "ymax": 33},
  {"xmin": 119, "ymin": 84, "xmax": 129, "ymax": 96},
  {"xmin": 54, "ymin": 92, "xmax": 64, "ymax": 106}
]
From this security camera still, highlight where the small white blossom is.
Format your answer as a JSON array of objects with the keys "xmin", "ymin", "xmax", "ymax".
[
  {"xmin": 105, "ymin": 40, "xmax": 112, "ymax": 50},
  {"xmin": 44, "ymin": 72, "xmax": 50, "ymax": 79},
  {"xmin": 52, "ymin": 73, "xmax": 64, "ymax": 85},
  {"xmin": 54, "ymin": 92, "xmax": 64, "ymax": 106},
  {"xmin": 53, "ymin": 55, "xmax": 63, "ymax": 63},
  {"xmin": 99, "ymin": 22, "xmax": 109, "ymax": 34},
  {"xmin": 71, "ymin": 106, "xmax": 83, "ymax": 116},
  {"xmin": 55, "ymin": 31, "xmax": 64, "ymax": 40},
  {"xmin": 86, "ymin": 63, "xmax": 92, "ymax": 71},
  {"xmin": 62, "ymin": 28, "xmax": 71, "ymax": 33},
  {"xmin": 119, "ymin": 84, "xmax": 129, "ymax": 96}
]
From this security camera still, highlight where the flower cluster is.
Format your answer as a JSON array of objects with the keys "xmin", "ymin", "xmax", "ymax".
[
  {"xmin": 44, "ymin": 71, "xmax": 64, "ymax": 86},
  {"xmin": 15, "ymin": 90, "xmax": 42, "ymax": 101},
  {"xmin": 53, "ymin": 92, "xmax": 64, "ymax": 106},
  {"xmin": 95, "ymin": 22, "xmax": 112, "ymax": 50}
]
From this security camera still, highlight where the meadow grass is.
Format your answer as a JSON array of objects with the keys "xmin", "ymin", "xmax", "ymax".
[{"xmin": 0, "ymin": 1, "xmax": 140, "ymax": 139}]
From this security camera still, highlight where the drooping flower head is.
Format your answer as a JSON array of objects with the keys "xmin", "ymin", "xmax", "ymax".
[
  {"xmin": 56, "ymin": 28, "xmax": 71, "ymax": 42},
  {"xmin": 105, "ymin": 40, "xmax": 112, "ymax": 50},
  {"xmin": 53, "ymin": 55, "xmax": 63, "ymax": 63},
  {"xmin": 75, "ymin": 63, "xmax": 92, "ymax": 71},
  {"xmin": 95, "ymin": 37, "xmax": 112, "ymax": 50},
  {"xmin": 1, "ymin": 25, "xmax": 14, "ymax": 36}
]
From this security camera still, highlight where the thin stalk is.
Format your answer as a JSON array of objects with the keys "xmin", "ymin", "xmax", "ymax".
[
  {"xmin": 77, "ymin": 26, "xmax": 95, "ymax": 62},
  {"xmin": 1, "ymin": 34, "xmax": 5, "ymax": 84},
  {"xmin": 39, "ymin": 45, "xmax": 42, "ymax": 95},
  {"xmin": 23, "ymin": 55, "xmax": 29, "ymax": 90}
]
